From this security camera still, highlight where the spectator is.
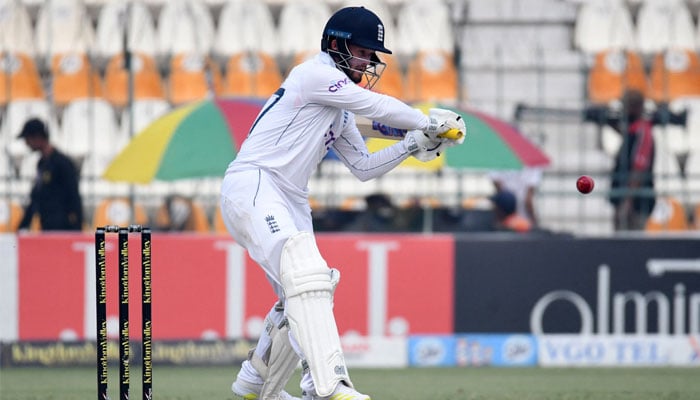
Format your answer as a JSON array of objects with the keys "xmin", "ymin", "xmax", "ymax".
[
  {"xmin": 608, "ymin": 89, "xmax": 656, "ymax": 230},
  {"xmin": 155, "ymin": 195, "xmax": 200, "ymax": 232},
  {"xmin": 16, "ymin": 118, "xmax": 83, "ymax": 231},
  {"xmin": 489, "ymin": 167, "xmax": 542, "ymax": 227},
  {"xmin": 346, "ymin": 193, "xmax": 400, "ymax": 232},
  {"xmin": 489, "ymin": 190, "xmax": 531, "ymax": 233}
]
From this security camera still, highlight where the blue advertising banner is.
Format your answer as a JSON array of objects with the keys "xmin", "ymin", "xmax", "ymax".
[
  {"xmin": 408, "ymin": 334, "xmax": 537, "ymax": 367},
  {"xmin": 455, "ymin": 334, "xmax": 537, "ymax": 367}
]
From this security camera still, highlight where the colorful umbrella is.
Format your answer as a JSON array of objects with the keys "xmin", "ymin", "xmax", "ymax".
[
  {"xmin": 103, "ymin": 98, "xmax": 264, "ymax": 183},
  {"xmin": 366, "ymin": 102, "xmax": 550, "ymax": 171}
]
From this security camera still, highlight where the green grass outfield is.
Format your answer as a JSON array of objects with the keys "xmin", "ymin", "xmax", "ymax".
[{"xmin": 1, "ymin": 366, "xmax": 699, "ymax": 400}]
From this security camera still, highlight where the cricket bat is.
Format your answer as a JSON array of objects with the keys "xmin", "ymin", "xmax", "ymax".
[{"xmin": 355, "ymin": 115, "xmax": 464, "ymax": 141}]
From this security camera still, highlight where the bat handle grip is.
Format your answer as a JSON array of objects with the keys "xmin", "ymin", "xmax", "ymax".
[{"xmin": 438, "ymin": 128, "xmax": 463, "ymax": 140}]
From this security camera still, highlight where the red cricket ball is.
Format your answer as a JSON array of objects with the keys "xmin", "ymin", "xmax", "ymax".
[{"xmin": 576, "ymin": 175, "xmax": 595, "ymax": 194}]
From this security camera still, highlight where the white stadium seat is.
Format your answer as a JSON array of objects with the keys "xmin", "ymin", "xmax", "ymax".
[
  {"xmin": 0, "ymin": 1, "xmax": 36, "ymax": 56},
  {"xmin": 278, "ymin": 0, "xmax": 332, "ymax": 59},
  {"xmin": 574, "ymin": 0, "xmax": 635, "ymax": 54},
  {"xmin": 635, "ymin": 0, "xmax": 696, "ymax": 55},
  {"xmin": 213, "ymin": 0, "xmax": 279, "ymax": 59},
  {"xmin": 395, "ymin": 0, "xmax": 453, "ymax": 57},
  {"xmin": 1, "ymin": 99, "xmax": 59, "ymax": 178},
  {"xmin": 95, "ymin": 0, "xmax": 159, "ymax": 62},
  {"xmin": 120, "ymin": 98, "xmax": 171, "ymax": 139},
  {"xmin": 157, "ymin": 0, "xmax": 215, "ymax": 58},
  {"xmin": 59, "ymin": 98, "xmax": 122, "ymax": 178},
  {"xmin": 34, "ymin": 0, "xmax": 96, "ymax": 61}
]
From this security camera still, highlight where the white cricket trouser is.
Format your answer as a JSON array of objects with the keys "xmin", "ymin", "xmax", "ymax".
[
  {"xmin": 220, "ymin": 168, "xmax": 314, "ymax": 299},
  {"xmin": 221, "ymin": 169, "xmax": 319, "ymax": 393}
]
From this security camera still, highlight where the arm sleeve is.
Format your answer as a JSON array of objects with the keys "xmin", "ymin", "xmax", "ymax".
[
  {"xmin": 306, "ymin": 67, "xmax": 430, "ymax": 130},
  {"xmin": 18, "ymin": 201, "xmax": 34, "ymax": 230},
  {"xmin": 331, "ymin": 114, "xmax": 413, "ymax": 181},
  {"xmin": 58, "ymin": 157, "xmax": 84, "ymax": 227}
]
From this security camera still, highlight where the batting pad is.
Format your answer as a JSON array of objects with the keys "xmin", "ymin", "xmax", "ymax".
[
  {"xmin": 251, "ymin": 318, "xmax": 299, "ymax": 399},
  {"xmin": 280, "ymin": 232, "xmax": 350, "ymax": 397}
]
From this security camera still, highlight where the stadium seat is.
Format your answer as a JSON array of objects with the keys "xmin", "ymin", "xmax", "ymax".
[
  {"xmin": 213, "ymin": 0, "xmax": 279, "ymax": 59},
  {"xmin": 0, "ymin": 1, "xmax": 36, "ymax": 56},
  {"xmin": 222, "ymin": 52, "xmax": 283, "ymax": 98},
  {"xmin": 154, "ymin": 195, "xmax": 210, "ymax": 233},
  {"xmin": 468, "ymin": 0, "xmax": 577, "ymax": 22},
  {"xmin": 635, "ymin": 0, "xmax": 696, "ymax": 56},
  {"xmin": 372, "ymin": 54, "xmax": 404, "ymax": 99},
  {"xmin": 573, "ymin": 0, "xmax": 635, "ymax": 54},
  {"xmin": 0, "ymin": 52, "xmax": 45, "ymax": 106},
  {"xmin": 120, "ymin": 98, "xmax": 171, "ymax": 138},
  {"xmin": 404, "ymin": 50, "xmax": 458, "ymax": 103},
  {"xmin": 645, "ymin": 196, "xmax": 689, "ymax": 231},
  {"xmin": 50, "ymin": 53, "xmax": 104, "ymax": 107},
  {"xmin": 167, "ymin": 53, "xmax": 223, "ymax": 105},
  {"xmin": 92, "ymin": 197, "xmax": 149, "ymax": 229},
  {"xmin": 157, "ymin": 0, "xmax": 215, "ymax": 58},
  {"xmin": 648, "ymin": 49, "xmax": 700, "ymax": 103},
  {"xmin": 278, "ymin": 0, "xmax": 331, "ymax": 61},
  {"xmin": 34, "ymin": 0, "xmax": 95, "ymax": 61},
  {"xmin": 103, "ymin": 53, "xmax": 166, "ymax": 108},
  {"xmin": 395, "ymin": 0, "xmax": 453, "ymax": 58},
  {"xmin": 340, "ymin": 0, "xmax": 397, "ymax": 52},
  {"xmin": 0, "ymin": 199, "xmax": 23, "ymax": 232},
  {"xmin": 94, "ymin": 0, "xmax": 158, "ymax": 62},
  {"xmin": 340, "ymin": 197, "xmax": 366, "ymax": 211},
  {"xmin": 587, "ymin": 50, "xmax": 647, "ymax": 104},
  {"xmin": 1, "ymin": 99, "xmax": 58, "ymax": 178},
  {"xmin": 59, "ymin": 98, "xmax": 123, "ymax": 178}
]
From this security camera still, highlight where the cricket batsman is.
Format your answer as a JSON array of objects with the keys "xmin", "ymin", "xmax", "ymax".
[{"xmin": 220, "ymin": 6, "xmax": 466, "ymax": 400}]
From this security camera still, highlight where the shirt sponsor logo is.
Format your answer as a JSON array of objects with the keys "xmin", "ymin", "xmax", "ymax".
[{"xmin": 328, "ymin": 78, "xmax": 349, "ymax": 92}]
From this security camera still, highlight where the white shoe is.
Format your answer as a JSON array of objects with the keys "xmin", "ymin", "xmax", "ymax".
[
  {"xmin": 232, "ymin": 377, "xmax": 301, "ymax": 400},
  {"xmin": 301, "ymin": 383, "xmax": 370, "ymax": 400}
]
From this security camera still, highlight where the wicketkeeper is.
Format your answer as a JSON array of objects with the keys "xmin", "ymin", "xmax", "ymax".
[{"xmin": 220, "ymin": 6, "xmax": 466, "ymax": 400}]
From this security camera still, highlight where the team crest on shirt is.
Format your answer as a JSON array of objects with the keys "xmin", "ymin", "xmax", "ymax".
[{"xmin": 265, "ymin": 214, "xmax": 280, "ymax": 234}]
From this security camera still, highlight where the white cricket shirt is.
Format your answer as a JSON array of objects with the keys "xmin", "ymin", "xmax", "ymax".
[{"xmin": 225, "ymin": 52, "xmax": 431, "ymax": 201}]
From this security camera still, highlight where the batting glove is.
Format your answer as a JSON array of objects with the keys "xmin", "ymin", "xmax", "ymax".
[
  {"xmin": 404, "ymin": 129, "xmax": 443, "ymax": 161},
  {"xmin": 424, "ymin": 108, "xmax": 466, "ymax": 141}
]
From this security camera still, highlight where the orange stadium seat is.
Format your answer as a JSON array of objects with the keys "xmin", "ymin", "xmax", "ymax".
[
  {"xmin": 222, "ymin": 52, "xmax": 282, "ymax": 98},
  {"xmin": 0, "ymin": 199, "xmax": 23, "ymax": 232},
  {"xmin": 645, "ymin": 196, "xmax": 689, "ymax": 232},
  {"xmin": 213, "ymin": 206, "xmax": 228, "ymax": 234},
  {"xmin": 648, "ymin": 49, "xmax": 700, "ymax": 102},
  {"xmin": 92, "ymin": 197, "xmax": 149, "ymax": 229},
  {"xmin": 51, "ymin": 52, "xmax": 103, "ymax": 107},
  {"xmin": 404, "ymin": 50, "xmax": 458, "ymax": 103},
  {"xmin": 587, "ymin": 50, "xmax": 647, "ymax": 104},
  {"xmin": 154, "ymin": 196, "xmax": 210, "ymax": 233},
  {"xmin": 103, "ymin": 53, "xmax": 165, "ymax": 108},
  {"xmin": 167, "ymin": 53, "xmax": 223, "ymax": 105},
  {"xmin": 0, "ymin": 52, "xmax": 45, "ymax": 105},
  {"xmin": 372, "ymin": 54, "xmax": 404, "ymax": 99}
]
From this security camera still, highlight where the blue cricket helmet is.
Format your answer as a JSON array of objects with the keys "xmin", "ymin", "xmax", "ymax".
[{"xmin": 321, "ymin": 6, "xmax": 392, "ymax": 54}]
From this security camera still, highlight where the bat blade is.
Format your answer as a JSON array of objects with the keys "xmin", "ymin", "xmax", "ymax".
[{"xmin": 355, "ymin": 116, "xmax": 463, "ymax": 140}]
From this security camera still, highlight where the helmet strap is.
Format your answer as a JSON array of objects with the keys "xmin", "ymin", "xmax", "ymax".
[{"xmin": 327, "ymin": 38, "xmax": 386, "ymax": 90}]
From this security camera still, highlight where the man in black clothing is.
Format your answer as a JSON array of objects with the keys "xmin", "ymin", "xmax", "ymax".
[
  {"xmin": 607, "ymin": 89, "xmax": 656, "ymax": 230},
  {"xmin": 17, "ymin": 118, "xmax": 83, "ymax": 231}
]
